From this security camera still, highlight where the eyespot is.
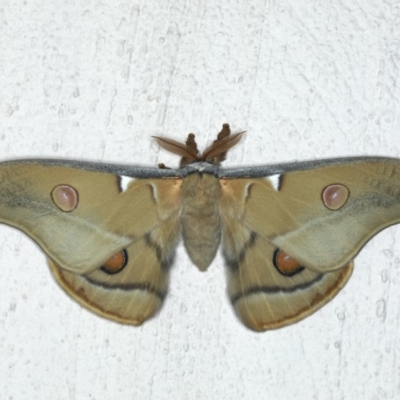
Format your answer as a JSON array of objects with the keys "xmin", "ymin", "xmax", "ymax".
[
  {"xmin": 51, "ymin": 185, "xmax": 79, "ymax": 212},
  {"xmin": 101, "ymin": 250, "xmax": 128, "ymax": 275},
  {"xmin": 273, "ymin": 249, "xmax": 304, "ymax": 277},
  {"xmin": 322, "ymin": 184, "xmax": 349, "ymax": 211}
]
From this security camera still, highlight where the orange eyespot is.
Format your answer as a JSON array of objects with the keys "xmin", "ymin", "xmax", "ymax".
[
  {"xmin": 273, "ymin": 249, "xmax": 304, "ymax": 277},
  {"xmin": 322, "ymin": 184, "xmax": 350, "ymax": 211},
  {"xmin": 51, "ymin": 185, "xmax": 78, "ymax": 212},
  {"xmin": 101, "ymin": 250, "xmax": 128, "ymax": 275}
]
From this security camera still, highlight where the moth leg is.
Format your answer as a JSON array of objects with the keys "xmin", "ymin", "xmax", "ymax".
[
  {"xmin": 48, "ymin": 218, "xmax": 179, "ymax": 325},
  {"xmin": 222, "ymin": 222, "xmax": 353, "ymax": 331}
]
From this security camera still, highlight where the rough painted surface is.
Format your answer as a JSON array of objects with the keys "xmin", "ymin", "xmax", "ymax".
[{"xmin": 1, "ymin": 1, "xmax": 400, "ymax": 399}]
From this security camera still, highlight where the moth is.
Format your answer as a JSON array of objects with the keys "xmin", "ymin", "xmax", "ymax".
[{"xmin": 1, "ymin": 124, "xmax": 399, "ymax": 331}]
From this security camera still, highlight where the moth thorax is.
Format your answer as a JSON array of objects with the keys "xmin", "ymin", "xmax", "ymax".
[{"xmin": 181, "ymin": 173, "xmax": 222, "ymax": 271}]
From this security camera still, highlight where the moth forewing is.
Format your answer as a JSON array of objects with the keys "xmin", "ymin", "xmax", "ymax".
[
  {"xmin": 0, "ymin": 162, "xmax": 185, "ymax": 274},
  {"xmin": 266, "ymin": 160, "xmax": 400, "ymax": 272}
]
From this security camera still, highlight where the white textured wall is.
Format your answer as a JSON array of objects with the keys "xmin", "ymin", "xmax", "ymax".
[{"xmin": 1, "ymin": 1, "xmax": 400, "ymax": 399}]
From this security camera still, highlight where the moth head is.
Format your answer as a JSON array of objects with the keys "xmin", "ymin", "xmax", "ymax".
[{"xmin": 153, "ymin": 123, "xmax": 245, "ymax": 168}]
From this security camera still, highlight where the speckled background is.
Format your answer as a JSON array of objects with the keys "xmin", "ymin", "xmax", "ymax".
[{"xmin": 1, "ymin": 1, "xmax": 400, "ymax": 399}]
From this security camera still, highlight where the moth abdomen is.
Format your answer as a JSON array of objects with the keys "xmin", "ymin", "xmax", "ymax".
[{"xmin": 181, "ymin": 173, "xmax": 222, "ymax": 271}]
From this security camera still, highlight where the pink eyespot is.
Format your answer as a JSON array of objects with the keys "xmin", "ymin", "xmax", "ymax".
[
  {"xmin": 51, "ymin": 185, "xmax": 78, "ymax": 212},
  {"xmin": 322, "ymin": 184, "xmax": 349, "ymax": 211}
]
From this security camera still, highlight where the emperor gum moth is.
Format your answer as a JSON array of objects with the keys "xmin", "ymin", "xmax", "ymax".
[{"xmin": 0, "ymin": 124, "xmax": 398, "ymax": 331}]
